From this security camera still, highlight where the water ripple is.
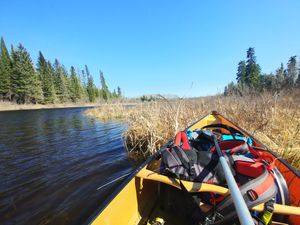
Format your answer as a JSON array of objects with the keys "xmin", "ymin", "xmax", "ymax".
[{"xmin": 0, "ymin": 108, "xmax": 135, "ymax": 225}]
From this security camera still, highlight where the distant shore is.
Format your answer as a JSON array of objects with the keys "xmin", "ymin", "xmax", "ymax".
[
  {"xmin": 0, "ymin": 102, "xmax": 99, "ymax": 112},
  {"xmin": 0, "ymin": 102, "xmax": 137, "ymax": 112}
]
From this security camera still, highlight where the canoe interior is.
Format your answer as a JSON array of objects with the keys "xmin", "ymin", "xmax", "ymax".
[
  {"xmin": 88, "ymin": 112, "xmax": 300, "ymax": 225},
  {"xmin": 89, "ymin": 161, "xmax": 195, "ymax": 225}
]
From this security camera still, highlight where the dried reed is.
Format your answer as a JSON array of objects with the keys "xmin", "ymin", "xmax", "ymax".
[{"xmin": 86, "ymin": 91, "xmax": 300, "ymax": 169}]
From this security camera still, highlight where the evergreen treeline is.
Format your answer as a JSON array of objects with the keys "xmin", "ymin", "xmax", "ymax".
[
  {"xmin": 224, "ymin": 47, "xmax": 300, "ymax": 96},
  {"xmin": 0, "ymin": 37, "xmax": 122, "ymax": 104}
]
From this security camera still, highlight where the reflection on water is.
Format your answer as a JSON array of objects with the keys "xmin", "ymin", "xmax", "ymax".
[{"xmin": 0, "ymin": 108, "xmax": 135, "ymax": 225}]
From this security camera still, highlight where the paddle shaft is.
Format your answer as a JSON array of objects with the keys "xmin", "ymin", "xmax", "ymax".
[{"xmin": 213, "ymin": 137, "xmax": 254, "ymax": 225}]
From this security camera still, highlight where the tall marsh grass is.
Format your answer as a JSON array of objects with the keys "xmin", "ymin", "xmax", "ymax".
[{"xmin": 86, "ymin": 91, "xmax": 300, "ymax": 169}]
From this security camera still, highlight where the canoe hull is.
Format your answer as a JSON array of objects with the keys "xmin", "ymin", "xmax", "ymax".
[{"xmin": 87, "ymin": 112, "xmax": 300, "ymax": 225}]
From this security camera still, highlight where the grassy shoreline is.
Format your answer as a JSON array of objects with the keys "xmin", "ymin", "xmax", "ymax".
[
  {"xmin": 0, "ymin": 102, "xmax": 99, "ymax": 112},
  {"xmin": 86, "ymin": 92, "xmax": 300, "ymax": 170},
  {"xmin": 0, "ymin": 101, "xmax": 137, "ymax": 112}
]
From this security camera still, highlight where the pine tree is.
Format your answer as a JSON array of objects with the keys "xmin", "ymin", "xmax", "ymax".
[
  {"xmin": 236, "ymin": 60, "xmax": 246, "ymax": 84},
  {"xmin": 0, "ymin": 37, "xmax": 12, "ymax": 100},
  {"xmin": 11, "ymin": 44, "xmax": 42, "ymax": 103},
  {"xmin": 245, "ymin": 47, "xmax": 261, "ymax": 88},
  {"xmin": 37, "ymin": 52, "xmax": 56, "ymax": 103},
  {"xmin": 100, "ymin": 70, "xmax": 110, "ymax": 101}
]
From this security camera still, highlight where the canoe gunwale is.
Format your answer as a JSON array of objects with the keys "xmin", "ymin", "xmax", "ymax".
[{"xmin": 84, "ymin": 142, "xmax": 171, "ymax": 225}]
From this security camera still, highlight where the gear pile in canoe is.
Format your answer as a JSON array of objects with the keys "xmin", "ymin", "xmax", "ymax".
[{"xmin": 86, "ymin": 111, "xmax": 300, "ymax": 225}]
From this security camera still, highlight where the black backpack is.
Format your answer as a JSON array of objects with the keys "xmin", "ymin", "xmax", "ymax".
[{"xmin": 161, "ymin": 131, "xmax": 233, "ymax": 183}]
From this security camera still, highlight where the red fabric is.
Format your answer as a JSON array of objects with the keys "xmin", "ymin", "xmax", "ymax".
[
  {"xmin": 174, "ymin": 131, "xmax": 191, "ymax": 150},
  {"xmin": 248, "ymin": 145, "xmax": 262, "ymax": 157},
  {"xmin": 209, "ymin": 146, "xmax": 216, "ymax": 152},
  {"xmin": 174, "ymin": 132, "xmax": 182, "ymax": 146},
  {"xmin": 180, "ymin": 132, "xmax": 191, "ymax": 150},
  {"xmin": 219, "ymin": 140, "xmax": 244, "ymax": 150},
  {"xmin": 209, "ymin": 140, "xmax": 244, "ymax": 152},
  {"xmin": 235, "ymin": 161, "xmax": 264, "ymax": 177},
  {"xmin": 253, "ymin": 173, "xmax": 274, "ymax": 195}
]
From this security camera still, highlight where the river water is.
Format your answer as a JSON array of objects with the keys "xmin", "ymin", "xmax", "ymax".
[{"xmin": 0, "ymin": 107, "xmax": 136, "ymax": 225}]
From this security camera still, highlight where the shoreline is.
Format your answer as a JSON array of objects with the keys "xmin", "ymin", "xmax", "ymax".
[
  {"xmin": 0, "ymin": 103, "xmax": 98, "ymax": 112},
  {"xmin": 0, "ymin": 102, "xmax": 137, "ymax": 112}
]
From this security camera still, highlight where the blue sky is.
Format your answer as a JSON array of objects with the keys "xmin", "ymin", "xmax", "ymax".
[{"xmin": 1, "ymin": 1, "xmax": 299, "ymax": 97}]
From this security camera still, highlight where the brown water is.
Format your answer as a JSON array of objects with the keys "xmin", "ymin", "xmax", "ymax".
[{"xmin": 0, "ymin": 108, "xmax": 136, "ymax": 225}]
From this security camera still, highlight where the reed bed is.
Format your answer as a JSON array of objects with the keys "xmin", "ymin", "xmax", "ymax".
[{"xmin": 86, "ymin": 92, "xmax": 300, "ymax": 169}]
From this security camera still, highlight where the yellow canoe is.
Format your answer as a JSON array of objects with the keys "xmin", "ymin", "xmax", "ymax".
[{"xmin": 86, "ymin": 111, "xmax": 300, "ymax": 225}]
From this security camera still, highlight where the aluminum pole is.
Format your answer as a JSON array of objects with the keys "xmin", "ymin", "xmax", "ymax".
[{"xmin": 213, "ymin": 137, "xmax": 254, "ymax": 225}]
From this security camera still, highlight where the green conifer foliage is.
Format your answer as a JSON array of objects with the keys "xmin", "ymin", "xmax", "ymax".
[
  {"xmin": 53, "ymin": 59, "xmax": 70, "ymax": 102},
  {"xmin": 0, "ymin": 37, "xmax": 124, "ymax": 104},
  {"xmin": 236, "ymin": 60, "xmax": 246, "ymax": 84},
  {"xmin": 94, "ymin": 86, "xmax": 99, "ymax": 98},
  {"xmin": 275, "ymin": 63, "xmax": 285, "ymax": 91},
  {"xmin": 100, "ymin": 70, "xmax": 110, "ymax": 101},
  {"xmin": 37, "ymin": 52, "xmax": 56, "ymax": 103},
  {"xmin": 245, "ymin": 47, "xmax": 261, "ymax": 88},
  {"xmin": 286, "ymin": 56, "xmax": 297, "ymax": 88},
  {"xmin": 11, "ymin": 44, "xmax": 42, "ymax": 103},
  {"xmin": 112, "ymin": 89, "xmax": 117, "ymax": 98},
  {"xmin": 69, "ymin": 66, "xmax": 82, "ymax": 102},
  {"xmin": 86, "ymin": 65, "xmax": 96, "ymax": 102},
  {"xmin": 117, "ymin": 86, "xmax": 122, "ymax": 98},
  {"xmin": 0, "ymin": 37, "xmax": 12, "ymax": 100}
]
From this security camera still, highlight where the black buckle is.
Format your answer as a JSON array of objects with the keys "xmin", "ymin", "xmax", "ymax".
[{"xmin": 247, "ymin": 189, "xmax": 258, "ymax": 201}]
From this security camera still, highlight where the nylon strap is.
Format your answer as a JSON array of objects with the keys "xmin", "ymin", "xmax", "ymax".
[{"xmin": 261, "ymin": 199, "xmax": 274, "ymax": 225}]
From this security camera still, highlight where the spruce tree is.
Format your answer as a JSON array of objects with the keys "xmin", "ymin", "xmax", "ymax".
[
  {"xmin": 86, "ymin": 65, "xmax": 96, "ymax": 102},
  {"xmin": 117, "ymin": 86, "xmax": 122, "ymax": 98},
  {"xmin": 37, "ymin": 52, "xmax": 56, "ymax": 103},
  {"xmin": 236, "ymin": 60, "xmax": 246, "ymax": 84},
  {"xmin": 275, "ymin": 63, "xmax": 285, "ymax": 91},
  {"xmin": 69, "ymin": 66, "xmax": 82, "ymax": 102},
  {"xmin": 112, "ymin": 89, "xmax": 117, "ymax": 98},
  {"xmin": 11, "ymin": 44, "xmax": 42, "ymax": 103},
  {"xmin": 94, "ymin": 86, "xmax": 99, "ymax": 98},
  {"xmin": 31, "ymin": 70, "xmax": 43, "ymax": 104},
  {"xmin": 260, "ymin": 73, "xmax": 276, "ymax": 91},
  {"xmin": 53, "ymin": 59, "xmax": 70, "ymax": 102},
  {"xmin": 77, "ymin": 69, "xmax": 87, "ymax": 100},
  {"xmin": 0, "ymin": 37, "xmax": 12, "ymax": 100},
  {"xmin": 286, "ymin": 56, "xmax": 297, "ymax": 88},
  {"xmin": 245, "ymin": 47, "xmax": 261, "ymax": 88},
  {"xmin": 296, "ymin": 69, "xmax": 300, "ymax": 88},
  {"xmin": 100, "ymin": 70, "xmax": 109, "ymax": 101}
]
